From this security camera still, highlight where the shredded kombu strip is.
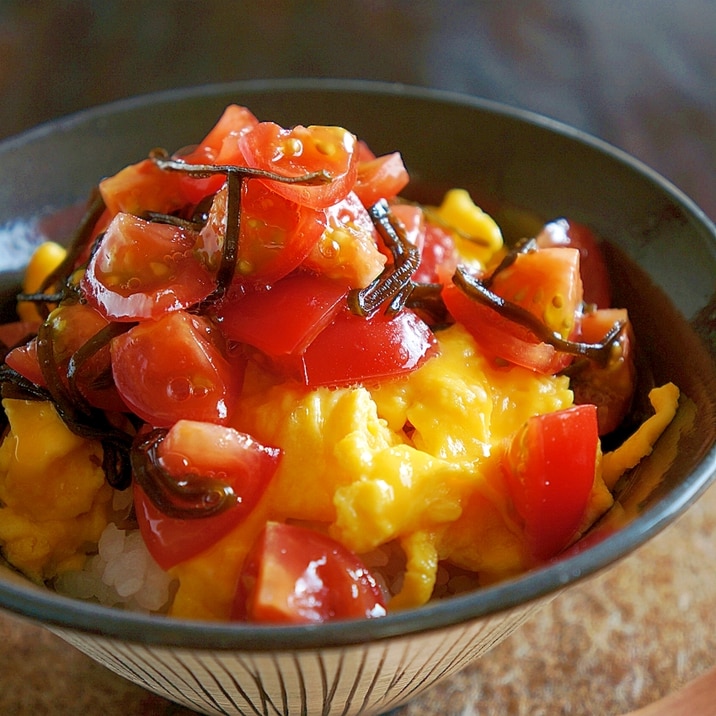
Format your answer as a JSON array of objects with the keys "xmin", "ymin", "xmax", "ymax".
[
  {"xmin": 65, "ymin": 320, "xmax": 136, "ymax": 409},
  {"xmin": 19, "ymin": 190, "xmax": 108, "ymax": 319},
  {"xmin": 348, "ymin": 199, "xmax": 421, "ymax": 317},
  {"xmin": 131, "ymin": 428, "xmax": 237, "ymax": 519},
  {"xmin": 0, "ymin": 365, "xmax": 52, "ymax": 403}
]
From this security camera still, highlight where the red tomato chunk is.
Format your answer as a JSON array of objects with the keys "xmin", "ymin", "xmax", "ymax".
[
  {"xmin": 235, "ymin": 522, "xmax": 387, "ymax": 623},
  {"xmin": 82, "ymin": 213, "xmax": 215, "ymax": 321},
  {"xmin": 134, "ymin": 420, "xmax": 280, "ymax": 570},
  {"xmin": 111, "ymin": 311, "xmax": 244, "ymax": 427}
]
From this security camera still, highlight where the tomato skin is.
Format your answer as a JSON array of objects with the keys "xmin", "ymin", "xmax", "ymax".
[
  {"xmin": 238, "ymin": 180, "xmax": 327, "ymax": 284},
  {"xmin": 502, "ymin": 404, "xmax": 599, "ymax": 561},
  {"xmin": 133, "ymin": 420, "xmax": 281, "ymax": 570},
  {"xmin": 571, "ymin": 308, "xmax": 635, "ymax": 435},
  {"xmin": 5, "ymin": 305, "xmax": 127, "ymax": 412},
  {"xmin": 4, "ymin": 337, "xmax": 44, "ymax": 386},
  {"xmin": 234, "ymin": 522, "xmax": 386, "ymax": 623},
  {"xmin": 239, "ymin": 123, "xmax": 358, "ymax": 209},
  {"xmin": 490, "ymin": 247, "xmax": 583, "ymax": 338},
  {"xmin": 0, "ymin": 321, "xmax": 45, "ymax": 386},
  {"xmin": 111, "ymin": 311, "xmax": 243, "ymax": 427},
  {"xmin": 536, "ymin": 218, "xmax": 611, "ymax": 308},
  {"xmin": 216, "ymin": 272, "xmax": 349, "ymax": 356},
  {"xmin": 82, "ymin": 213, "xmax": 215, "ymax": 321},
  {"xmin": 384, "ymin": 203, "xmax": 458, "ymax": 286},
  {"xmin": 353, "ymin": 152, "xmax": 410, "ymax": 209},
  {"xmin": 278, "ymin": 306, "xmax": 439, "ymax": 387},
  {"xmin": 387, "ymin": 203, "xmax": 425, "ymax": 253},
  {"xmin": 181, "ymin": 104, "xmax": 259, "ymax": 164}
]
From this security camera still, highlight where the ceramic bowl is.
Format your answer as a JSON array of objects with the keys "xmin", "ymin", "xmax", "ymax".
[{"xmin": 0, "ymin": 79, "xmax": 715, "ymax": 716}]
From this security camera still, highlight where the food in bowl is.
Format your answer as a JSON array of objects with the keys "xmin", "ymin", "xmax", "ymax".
[{"xmin": 0, "ymin": 104, "xmax": 679, "ymax": 624}]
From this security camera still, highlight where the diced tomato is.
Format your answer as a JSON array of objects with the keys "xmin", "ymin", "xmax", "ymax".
[
  {"xmin": 239, "ymin": 122, "xmax": 358, "ymax": 209},
  {"xmin": 50, "ymin": 303, "xmax": 127, "ymax": 411},
  {"xmin": 82, "ymin": 213, "xmax": 215, "ymax": 321},
  {"xmin": 111, "ymin": 311, "xmax": 243, "ymax": 427},
  {"xmin": 502, "ymin": 404, "xmax": 599, "ymax": 561},
  {"xmin": 216, "ymin": 272, "xmax": 349, "ymax": 356},
  {"xmin": 99, "ymin": 159, "xmax": 190, "ymax": 218},
  {"xmin": 234, "ymin": 522, "xmax": 386, "ymax": 623},
  {"xmin": 387, "ymin": 203, "xmax": 425, "ymax": 254},
  {"xmin": 4, "ymin": 337, "xmax": 44, "ymax": 386},
  {"xmin": 278, "ymin": 306, "xmax": 438, "ymax": 387},
  {"xmin": 571, "ymin": 308, "xmax": 635, "ymax": 435},
  {"xmin": 6, "ymin": 305, "xmax": 126, "ymax": 412},
  {"xmin": 443, "ymin": 247, "xmax": 583, "ymax": 374},
  {"xmin": 201, "ymin": 180, "xmax": 326, "ymax": 286},
  {"xmin": 490, "ymin": 247, "xmax": 583, "ymax": 338},
  {"xmin": 133, "ymin": 420, "xmax": 280, "ymax": 570},
  {"xmin": 384, "ymin": 203, "xmax": 458, "ymax": 286},
  {"xmin": 175, "ymin": 104, "xmax": 260, "ymax": 204},
  {"xmin": 536, "ymin": 218, "xmax": 611, "ymax": 308},
  {"xmin": 353, "ymin": 152, "xmax": 410, "ymax": 209},
  {"xmin": 442, "ymin": 283, "xmax": 570, "ymax": 374},
  {"xmin": 182, "ymin": 104, "xmax": 259, "ymax": 164},
  {"xmin": 302, "ymin": 192, "xmax": 386, "ymax": 289},
  {"xmin": 355, "ymin": 139, "xmax": 377, "ymax": 162},
  {"xmin": 0, "ymin": 322, "xmax": 38, "ymax": 354},
  {"xmin": 412, "ymin": 221, "xmax": 457, "ymax": 285}
]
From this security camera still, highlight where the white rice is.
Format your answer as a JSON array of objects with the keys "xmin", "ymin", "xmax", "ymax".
[{"xmin": 54, "ymin": 492, "xmax": 176, "ymax": 613}]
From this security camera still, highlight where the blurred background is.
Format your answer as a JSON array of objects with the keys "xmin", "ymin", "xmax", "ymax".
[{"xmin": 0, "ymin": 0, "xmax": 714, "ymax": 220}]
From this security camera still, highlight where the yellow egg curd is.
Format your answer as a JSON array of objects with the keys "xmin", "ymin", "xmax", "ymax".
[
  {"xmin": 170, "ymin": 323, "xmax": 581, "ymax": 618},
  {"xmin": 0, "ymin": 399, "xmax": 113, "ymax": 581}
]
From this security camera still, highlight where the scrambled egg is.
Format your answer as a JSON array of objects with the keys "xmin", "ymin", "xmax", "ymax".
[
  {"xmin": 0, "ymin": 399, "xmax": 113, "ymax": 581},
  {"xmin": 170, "ymin": 323, "xmax": 576, "ymax": 617}
]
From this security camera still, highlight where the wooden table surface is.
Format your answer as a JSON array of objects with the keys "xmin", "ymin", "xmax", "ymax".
[{"xmin": 0, "ymin": 2, "xmax": 714, "ymax": 714}]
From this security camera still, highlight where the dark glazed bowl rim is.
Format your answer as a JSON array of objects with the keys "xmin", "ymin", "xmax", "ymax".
[{"xmin": 0, "ymin": 78, "xmax": 715, "ymax": 651}]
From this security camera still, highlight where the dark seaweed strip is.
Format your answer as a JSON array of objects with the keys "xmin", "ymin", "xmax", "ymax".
[
  {"xmin": 36, "ymin": 320, "xmax": 81, "ymax": 419},
  {"xmin": 130, "ymin": 429, "xmax": 237, "ymax": 519},
  {"xmin": 404, "ymin": 282, "xmax": 449, "ymax": 325},
  {"xmin": 0, "ymin": 364, "xmax": 52, "ymax": 402},
  {"xmin": 452, "ymin": 266, "xmax": 623, "ymax": 367},
  {"xmin": 481, "ymin": 237, "xmax": 537, "ymax": 288},
  {"xmin": 143, "ymin": 212, "xmax": 205, "ymax": 232},
  {"xmin": 204, "ymin": 169, "xmax": 241, "ymax": 303},
  {"xmin": 149, "ymin": 149, "xmax": 333, "ymax": 186},
  {"xmin": 13, "ymin": 190, "xmax": 107, "ymax": 320},
  {"xmin": 0, "ymin": 365, "xmax": 50, "ymax": 434},
  {"xmin": 348, "ymin": 199, "xmax": 421, "ymax": 317}
]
